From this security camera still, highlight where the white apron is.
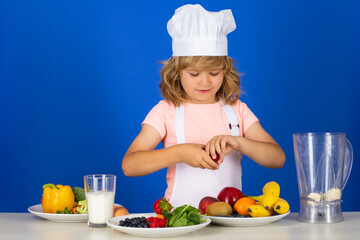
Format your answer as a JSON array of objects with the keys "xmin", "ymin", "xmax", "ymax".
[{"xmin": 169, "ymin": 103, "xmax": 242, "ymax": 208}]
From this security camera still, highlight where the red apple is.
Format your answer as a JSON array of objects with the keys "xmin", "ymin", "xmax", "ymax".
[
  {"xmin": 217, "ymin": 187, "xmax": 244, "ymax": 207},
  {"xmin": 199, "ymin": 196, "xmax": 219, "ymax": 214}
]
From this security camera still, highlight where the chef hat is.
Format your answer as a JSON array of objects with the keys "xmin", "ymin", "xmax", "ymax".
[{"xmin": 167, "ymin": 4, "xmax": 236, "ymax": 56}]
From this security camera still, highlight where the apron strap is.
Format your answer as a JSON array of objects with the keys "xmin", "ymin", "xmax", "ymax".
[
  {"xmin": 175, "ymin": 102, "xmax": 239, "ymax": 143},
  {"xmin": 221, "ymin": 103, "xmax": 240, "ymax": 137}
]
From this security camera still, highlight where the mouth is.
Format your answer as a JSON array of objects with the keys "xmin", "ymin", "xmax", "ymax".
[{"xmin": 197, "ymin": 89, "xmax": 211, "ymax": 94}]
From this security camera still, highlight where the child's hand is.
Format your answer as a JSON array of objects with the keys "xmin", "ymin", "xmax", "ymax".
[
  {"xmin": 179, "ymin": 144, "xmax": 219, "ymax": 170},
  {"xmin": 205, "ymin": 135, "xmax": 240, "ymax": 164}
]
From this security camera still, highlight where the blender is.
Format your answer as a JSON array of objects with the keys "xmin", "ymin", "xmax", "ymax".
[{"xmin": 293, "ymin": 132, "xmax": 353, "ymax": 223}]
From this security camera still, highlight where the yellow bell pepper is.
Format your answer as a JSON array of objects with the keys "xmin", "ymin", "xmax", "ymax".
[{"xmin": 42, "ymin": 183, "xmax": 75, "ymax": 213}]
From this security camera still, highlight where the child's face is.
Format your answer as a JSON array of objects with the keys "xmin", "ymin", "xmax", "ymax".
[{"xmin": 180, "ymin": 67, "xmax": 224, "ymax": 104}]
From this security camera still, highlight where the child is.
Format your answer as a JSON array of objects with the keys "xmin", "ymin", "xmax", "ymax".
[{"xmin": 122, "ymin": 4, "xmax": 285, "ymax": 208}]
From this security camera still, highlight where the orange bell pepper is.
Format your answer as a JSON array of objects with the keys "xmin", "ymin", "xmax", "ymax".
[{"xmin": 42, "ymin": 183, "xmax": 75, "ymax": 213}]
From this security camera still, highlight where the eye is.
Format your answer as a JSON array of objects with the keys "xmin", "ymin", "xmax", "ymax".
[
  {"xmin": 189, "ymin": 72, "xmax": 199, "ymax": 77},
  {"xmin": 210, "ymin": 71, "xmax": 221, "ymax": 76}
]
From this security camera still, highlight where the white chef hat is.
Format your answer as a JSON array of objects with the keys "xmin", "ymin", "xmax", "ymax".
[{"xmin": 167, "ymin": 4, "xmax": 236, "ymax": 56}]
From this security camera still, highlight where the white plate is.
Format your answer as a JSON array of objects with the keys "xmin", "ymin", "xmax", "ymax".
[
  {"xmin": 28, "ymin": 203, "xmax": 122, "ymax": 223},
  {"xmin": 107, "ymin": 213, "xmax": 211, "ymax": 238},
  {"xmin": 208, "ymin": 211, "xmax": 290, "ymax": 227},
  {"xmin": 28, "ymin": 204, "xmax": 88, "ymax": 222}
]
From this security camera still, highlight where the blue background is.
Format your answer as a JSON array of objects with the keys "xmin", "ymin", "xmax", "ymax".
[{"xmin": 1, "ymin": 0, "xmax": 359, "ymax": 213}]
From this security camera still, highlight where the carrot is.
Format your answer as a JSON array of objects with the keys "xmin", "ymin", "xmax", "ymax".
[
  {"xmin": 72, "ymin": 207, "xmax": 78, "ymax": 214},
  {"xmin": 156, "ymin": 214, "xmax": 165, "ymax": 219}
]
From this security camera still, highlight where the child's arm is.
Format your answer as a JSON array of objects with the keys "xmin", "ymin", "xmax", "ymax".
[
  {"xmin": 205, "ymin": 122, "xmax": 285, "ymax": 168},
  {"xmin": 122, "ymin": 124, "xmax": 219, "ymax": 176}
]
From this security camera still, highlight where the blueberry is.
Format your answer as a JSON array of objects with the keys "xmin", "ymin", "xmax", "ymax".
[{"xmin": 120, "ymin": 216, "xmax": 152, "ymax": 228}]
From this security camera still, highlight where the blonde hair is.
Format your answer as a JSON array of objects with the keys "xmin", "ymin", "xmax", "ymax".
[{"xmin": 159, "ymin": 56, "xmax": 241, "ymax": 107}]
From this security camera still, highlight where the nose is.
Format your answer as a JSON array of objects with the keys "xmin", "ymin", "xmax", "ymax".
[{"xmin": 199, "ymin": 73, "xmax": 211, "ymax": 86}]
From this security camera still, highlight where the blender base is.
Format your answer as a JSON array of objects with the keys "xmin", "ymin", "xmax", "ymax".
[{"xmin": 297, "ymin": 199, "xmax": 344, "ymax": 224}]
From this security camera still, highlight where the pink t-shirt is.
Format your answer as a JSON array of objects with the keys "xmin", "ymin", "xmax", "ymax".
[{"xmin": 142, "ymin": 100, "xmax": 259, "ymax": 200}]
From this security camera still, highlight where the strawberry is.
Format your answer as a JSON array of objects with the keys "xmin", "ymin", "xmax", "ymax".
[
  {"xmin": 158, "ymin": 218, "xmax": 167, "ymax": 228},
  {"xmin": 153, "ymin": 198, "xmax": 173, "ymax": 217},
  {"xmin": 146, "ymin": 217, "xmax": 156, "ymax": 223},
  {"xmin": 210, "ymin": 153, "xmax": 220, "ymax": 162},
  {"xmin": 149, "ymin": 221, "xmax": 159, "ymax": 228}
]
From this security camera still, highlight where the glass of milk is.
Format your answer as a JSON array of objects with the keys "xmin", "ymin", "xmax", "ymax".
[{"xmin": 84, "ymin": 174, "xmax": 116, "ymax": 228}]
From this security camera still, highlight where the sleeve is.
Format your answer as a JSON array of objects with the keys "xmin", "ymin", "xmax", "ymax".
[
  {"xmin": 236, "ymin": 100, "xmax": 259, "ymax": 134},
  {"xmin": 142, "ymin": 101, "xmax": 167, "ymax": 139}
]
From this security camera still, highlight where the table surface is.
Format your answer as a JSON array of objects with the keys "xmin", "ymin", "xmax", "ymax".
[{"xmin": 1, "ymin": 212, "xmax": 360, "ymax": 240}]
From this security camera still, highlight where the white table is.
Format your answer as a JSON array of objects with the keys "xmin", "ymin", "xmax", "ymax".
[{"xmin": 1, "ymin": 212, "xmax": 359, "ymax": 240}]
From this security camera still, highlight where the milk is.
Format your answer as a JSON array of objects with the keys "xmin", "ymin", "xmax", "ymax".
[{"xmin": 86, "ymin": 191, "xmax": 115, "ymax": 224}]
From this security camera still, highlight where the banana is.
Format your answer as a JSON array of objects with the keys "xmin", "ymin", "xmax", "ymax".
[
  {"xmin": 323, "ymin": 188, "xmax": 342, "ymax": 202},
  {"xmin": 262, "ymin": 181, "xmax": 280, "ymax": 210},
  {"xmin": 247, "ymin": 204, "xmax": 273, "ymax": 217},
  {"xmin": 274, "ymin": 198, "xmax": 290, "ymax": 214},
  {"xmin": 307, "ymin": 192, "xmax": 322, "ymax": 206},
  {"xmin": 248, "ymin": 195, "xmax": 264, "ymax": 205}
]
